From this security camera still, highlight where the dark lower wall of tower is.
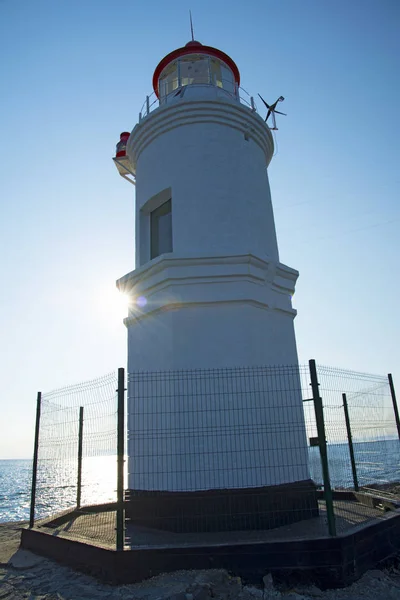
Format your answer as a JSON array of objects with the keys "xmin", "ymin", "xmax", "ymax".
[{"xmin": 125, "ymin": 479, "xmax": 319, "ymax": 532}]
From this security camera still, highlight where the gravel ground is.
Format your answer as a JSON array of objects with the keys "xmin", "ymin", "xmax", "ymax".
[{"xmin": 1, "ymin": 522, "xmax": 400, "ymax": 600}]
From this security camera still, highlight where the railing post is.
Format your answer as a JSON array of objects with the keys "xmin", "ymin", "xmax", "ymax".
[
  {"xmin": 146, "ymin": 95, "xmax": 150, "ymax": 116},
  {"xmin": 178, "ymin": 59, "xmax": 182, "ymax": 87},
  {"xmin": 388, "ymin": 374, "xmax": 400, "ymax": 440},
  {"xmin": 76, "ymin": 406, "xmax": 84, "ymax": 509},
  {"xmin": 116, "ymin": 367, "xmax": 125, "ymax": 550},
  {"xmin": 29, "ymin": 392, "xmax": 42, "ymax": 528},
  {"xmin": 342, "ymin": 393, "xmax": 359, "ymax": 491},
  {"xmin": 309, "ymin": 360, "xmax": 336, "ymax": 536},
  {"xmin": 250, "ymin": 96, "xmax": 255, "ymax": 111}
]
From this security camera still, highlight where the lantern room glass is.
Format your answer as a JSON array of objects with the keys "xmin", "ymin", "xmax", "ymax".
[
  {"xmin": 158, "ymin": 54, "xmax": 237, "ymax": 99},
  {"xmin": 158, "ymin": 61, "xmax": 179, "ymax": 97}
]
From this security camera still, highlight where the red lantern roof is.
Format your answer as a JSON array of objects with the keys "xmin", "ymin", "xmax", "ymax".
[{"xmin": 152, "ymin": 40, "xmax": 240, "ymax": 98}]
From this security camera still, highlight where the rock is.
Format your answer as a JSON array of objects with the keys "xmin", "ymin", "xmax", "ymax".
[
  {"xmin": 307, "ymin": 585, "xmax": 323, "ymax": 597},
  {"xmin": 194, "ymin": 571, "xmax": 230, "ymax": 587},
  {"xmin": 19, "ymin": 573, "xmax": 35, "ymax": 581},
  {"xmin": 263, "ymin": 573, "xmax": 275, "ymax": 590},
  {"xmin": 293, "ymin": 584, "xmax": 323, "ymax": 597},
  {"xmin": 225, "ymin": 577, "xmax": 243, "ymax": 596},
  {"xmin": 367, "ymin": 570, "xmax": 387, "ymax": 581},
  {"xmin": 0, "ymin": 583, "xmax": 14, "ymax": 599},
  {"xmin": 35, "ymin": 583, "xmax": 53, "ymax": 594},
  {"xmin": 244, "ymin": 586, "xmax": 264, "ymax": 598},
  {"xmin": 83, "ymin": 583, "xmax": 120, "ymax": 598},
  {"xmin": 194, "ymin": 589, "xmax": 212, "ymax": 600},
  {"xmin": 8, "ymin": 550, "xmax": 45, "ymax": 570},
  {"xmin": 186, "ymin": 584, "xmax": 212, "ymax": 600},
  {"xmin": 387, "ymin": 577, "xmax": 400, "ymax": 589},
  {"xmin": 166, "ymin": 593, "xmax": 189, "ymax": 600}
]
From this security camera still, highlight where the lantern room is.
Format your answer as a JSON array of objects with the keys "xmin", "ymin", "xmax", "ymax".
[{"xmin": 152, "ymin": 41, "xmax": 241, "ymax": 101}]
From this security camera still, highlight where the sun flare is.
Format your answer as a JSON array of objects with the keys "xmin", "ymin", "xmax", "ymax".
[{"xmin": 99, "ymin": 286, "xmax": 131, "ymax": 322}]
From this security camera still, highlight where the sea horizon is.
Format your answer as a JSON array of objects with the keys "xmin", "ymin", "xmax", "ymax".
[{"xmin": 1, "ymin": 440, "xmax": 400, "ymax": 524}]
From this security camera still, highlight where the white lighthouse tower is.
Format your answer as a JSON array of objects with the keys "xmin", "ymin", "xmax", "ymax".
[{"xmin": 115, "ymin": 39, "xmax": 317, "ymax": 531}]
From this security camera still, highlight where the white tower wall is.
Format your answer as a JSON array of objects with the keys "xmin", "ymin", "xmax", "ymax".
[
  {"xmin": 117, "ymin": 74, "xmax": 311, "ymax": 493},
  {"xmin": 132, "ymin": 96, "xmax": 279, "ymax": 268},
  {"xmin": 121, "ymin": 254, "xmax": 300, "ymax": 371}
]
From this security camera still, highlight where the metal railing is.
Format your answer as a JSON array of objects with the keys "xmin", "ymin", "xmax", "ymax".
[
  {"xmin": 28, "ymin": 361, "xmax": 400, "ymax": 548},
  {"xmin": 138, "ymin": 78, "xmax": 259, "ymax": 121}
]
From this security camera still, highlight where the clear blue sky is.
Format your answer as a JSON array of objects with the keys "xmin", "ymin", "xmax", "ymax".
[{"xmin": 0, "ymin": 0, "xmax": 399, "ymax": 458}]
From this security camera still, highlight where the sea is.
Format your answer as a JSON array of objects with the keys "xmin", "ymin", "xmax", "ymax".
[{"xmin": 1, "ymin": 440, "xmax": 400, "ymax": 523}]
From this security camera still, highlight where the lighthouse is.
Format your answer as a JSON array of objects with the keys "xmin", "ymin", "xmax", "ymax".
[{"xmin": 115, "ymin": 39, "xmax": 317, "ymax": 531}]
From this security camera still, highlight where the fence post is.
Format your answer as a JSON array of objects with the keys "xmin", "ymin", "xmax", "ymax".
[
  {"xmin": 309, "ymin": 360, "xmax": 336, "ymax": 536},
  {"xmin": 342, "ymin": 393, "xmax": 359, "ymax": 491},
  {"xmin": 29, "ymin": 392, "xmax": 42, "ymax": 528},
  {"xmin": 388, "ymin": 374, "xmax": 400, "ymax": 440},
  {"xmin": 116, "ymin": 367, "xmax": 125, "ymax": 550},
  {"xmin": 76, "ymin": 406, "xmax": 84, "ymax": 509}
]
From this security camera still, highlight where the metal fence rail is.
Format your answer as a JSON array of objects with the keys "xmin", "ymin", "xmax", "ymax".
[
  {"xmin": 126, "ymin": 365, "xmax": 320, "ymax": 534},
  {"xmin": 317, "ymin": 366, "xmax": 399, "ymax": 485},
  {"xmin": 128, "ymin": 365, "xmax": 310, "ymax": 491},
  {"xmin": 29, "ymin": 361, "xmax": 400, "ymax": 548},
  {"xmin": 315, "ymin": 365, "xmax": 400, "ymax": 534},
  {"xmin": 30, "ymin": 371, "xmax": 121, "ymax": 547},
  {"xmin": 138, "ymin": 81, "xmax": 258, "ymax": 121}
]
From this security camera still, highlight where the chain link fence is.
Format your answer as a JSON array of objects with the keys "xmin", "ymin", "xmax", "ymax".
[
  {"xmin": 127, "ymin": 365, "xmax": 318, "ymax": 535},
  {"xmin": 32, "ymin": 372, "xmax": 119, "ymax": 547},
  {"xmin": 29, "ymin": 362, "xmax": 400, "ymax": 548},
  {"xmin": 315, "ymin": 365, "xmax": 400, "ymax": 534},
  {"xmin": 317, "ymin": 366, "xmax": 398, "ymax": 487}
]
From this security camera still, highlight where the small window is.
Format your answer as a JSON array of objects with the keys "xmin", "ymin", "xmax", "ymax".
[{"xmin": 150, "ymin": 199, "xmax": 172, "ymax": 259}]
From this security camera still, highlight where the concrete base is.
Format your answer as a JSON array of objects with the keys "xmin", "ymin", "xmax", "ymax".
[
  {"xmin": 125, "ymin": 480, "xmax": 319, "ymax": 532},
  {"xmin": 21, "ymin": 494, "xmax": 400, "ymax": 588}
]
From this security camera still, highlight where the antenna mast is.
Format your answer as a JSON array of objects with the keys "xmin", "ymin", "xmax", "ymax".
[{"xmin": 189, "ymin": 10, "xmax": 195, "ymax": 41}]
